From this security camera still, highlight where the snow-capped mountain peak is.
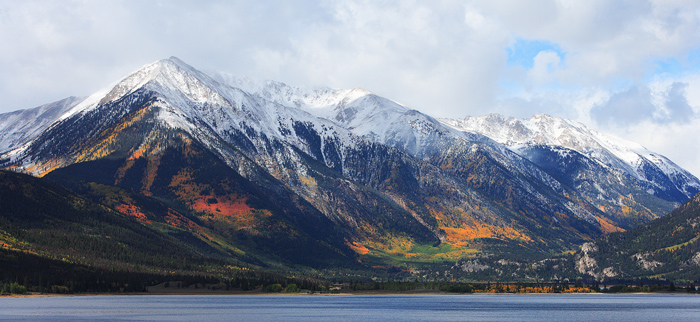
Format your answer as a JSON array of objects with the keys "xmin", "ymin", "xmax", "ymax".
[
  {"xmin": 210, "ymin": 71, "xmax": 373, "ymax": 111},
  {"xmin": 442, "ymin": 113, "xmax": 647, "ymax": 162},
  {"xmin": 441, "ymin": 113, "xmax": 700, "ymax": 198},
  {"xmin": 208, "ymin": 71, "xmax": 432, "ymax": 149},
  {"xmin": 57, "ymin": 57, "xmax": 234, "ymax": 123}
]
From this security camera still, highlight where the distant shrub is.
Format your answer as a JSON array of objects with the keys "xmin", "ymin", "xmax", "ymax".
[
  {"xmin": 2, "ymin": 282, "xmax": 27, "ymax": 294},
  {"xmin": 284, "ymin": 283, "xmax": 300, "ymax": 293},
  {"xmin": 263, "ymin": 284, "xmax": 283, "ymax": 293}
]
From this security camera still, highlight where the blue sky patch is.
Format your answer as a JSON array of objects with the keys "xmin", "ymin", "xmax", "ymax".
[
  {"xmin": 507, "ymin": 38, "xmax": 565, "ymax": 69},
  {"xmin": 647, "ymin": 48, "xmax": 700, "ymax": 80}
]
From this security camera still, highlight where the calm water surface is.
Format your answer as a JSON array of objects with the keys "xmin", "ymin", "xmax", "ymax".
[{"xmin": 1, "ymin": 294, "xmax": 699, "ymax": 321}]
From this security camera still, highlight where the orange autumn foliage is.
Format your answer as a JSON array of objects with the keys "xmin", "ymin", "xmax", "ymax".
[
  {"xmin": 191, "ymin": 195, "xmax": 252, "ymax": 217},
  {"xmin": 476, "ymin": 284, "xmax": 595, "ymax": 294},
  {"xmin": 597, "ymin": 215, "xmax": 625, "ymax": 234},
  {"xmin": 429, "ymin": 206, "xmax": 531, "ymax": 246},
  {"xmin": 195, "ymin": 195, "xmax": 270, "ymax": 231},
  {"xmin": 127, "ymin": 146, "xmax": 148, "ymax": 161},
  {"xmin": 441, "ymin": 225, "xmax": 531, "ymax": 246},
  {"xmin": 167, "ymin": 168, "xmax": 269, "ymax": 231},
  {"xmin": 75, "ymin": 103, "xmax": 153, "ymax": 164},
  {"xmin": 347, "ymin": 242, "xmax": 370, "ymax": 255},
  {"xmin": 26, "ymin": 158, "xmax": 63, "ymax": 177},
  {"xmin": 116, "ymin": 203, "xmax": 152, "ymax": 224}
]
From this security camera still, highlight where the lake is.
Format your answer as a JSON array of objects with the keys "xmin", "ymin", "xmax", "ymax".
[{"xmin": 1, "ymin": 294, "xmax": 699, "ymax": 321}]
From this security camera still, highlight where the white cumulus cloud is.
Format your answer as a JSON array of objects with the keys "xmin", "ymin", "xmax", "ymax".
[{"xmin": 1, "ymin": 0, "xmax": 700, "ymax": 176}]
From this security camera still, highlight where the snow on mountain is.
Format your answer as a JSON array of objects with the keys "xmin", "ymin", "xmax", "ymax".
[
  {"xmin": 2, "ymin": 56, "xmax": 699, "ymax": 255},
  {"xmin": 30, "ymin": 58, "xmax": 362, "ymax": 181},
  {"xmin": 210, "ymin": 72, "xmax": 367, "ymax": 111},
  {"xmin": 201, "ymin": 67, "xmax": 700, "ymax": 211},
  {"xmin": 57, "ymin": 57, "xmax": 237, "ymax": 124},
  {"xmin": 209, "ymin": 73, "xmax": 627, "ymax": 229},
  {"xmin": 210, "ymin": 72, "xmax": 408, "ymax": 143},
  {"xmin": 211, "ymin": 72, "xmax": 468, "ymax": 157},
  {"xmin": 214, "ymin": 76, "xmax": 572, "ymax": 196},
  {"xmin": 441, "ymin": 113, "xmax": 700, "ymax": 198},
  {"xmin": 0, "ymin": 96, "xmax": 84, "ymax": 154},
  {"xmin": 3, "ymin": 57, "xmax": 696, "ymax": 205}
]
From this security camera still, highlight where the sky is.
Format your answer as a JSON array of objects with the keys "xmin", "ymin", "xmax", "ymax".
[{"xmin": 2, "ymin": 0, "xmax": 700, "ymax": 176}]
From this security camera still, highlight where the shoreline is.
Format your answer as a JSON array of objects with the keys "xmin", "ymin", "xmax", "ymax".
[{"xmin": 3, "ymin": 290, "xmax": 685, "ymax": 298}]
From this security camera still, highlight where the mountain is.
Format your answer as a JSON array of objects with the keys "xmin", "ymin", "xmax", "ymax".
[
  {"xmin": 0, "ymin": 169, "xmax": 234, "ymax": 272},
  {"xmin": 442, "ymin": 114, "xmax": 700, "ymax": 228},
  {"xmin": 442, "ymin": 114, "xmax": 699, "ymax": 202},
  {"xmin": 574, "ymin": 192, "xmax": 700, "ymax": 281},
  {"xmin": 0, "ymin": 96, "xmax": 83, "ymax": 154},
  {"xmin": 451, "ymin": 191, "xmax": 700, "ymax": 282},
  {"xmin": 215, "ymin": 70, "xmax": 699, "ymax": 235},
  {"xmin": 0, "ymin": 170, "xmax": 339, "ymax": 293},
  {"xmin": 1, "ymin": 57, "xmax": 698, "ymax": 271}
]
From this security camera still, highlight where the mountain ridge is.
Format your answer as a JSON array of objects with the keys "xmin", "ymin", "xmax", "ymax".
[
  {"xmin": 441, "ymin": 113, "xmax": 699, "ymax": 199},
  {"xmin": 1, "ymin": 57, "xmax": 698, "ymax": 271}
]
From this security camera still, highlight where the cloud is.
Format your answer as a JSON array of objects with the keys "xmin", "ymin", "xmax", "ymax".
[
  {"xmin": 289, "ymin": 3, "xmax": 500, "ymax": 116},
  {"xmin": 2, "ymin": 0, "xmax": 700, "ymax": 177},
  {"xmin": 246, "ymin": 0, "xmax": 513, "ymax": 118},
  {"xmin": 0, "ymin": 0, "xmax": 514, "ymax": 118},
  {"xmin": 3, "ymin": 0, "xmax": 700, "ymax": 120},
  {"xmin": 495, "ymin": 86, "xmax": 608, "ymax": 122},
  {"xmin": 664, "ymin": 82, "xmax": 694, "ymax": 123},
  {"xmin": 590, "ymin": 81, "xmax": 697, "ymax": 129},
  {"xmin": 528, "ymin": 50, "xmax": 563, "ymax": 84},
  {"xmin": 591, "ymin": 85, "xmax": 657, "ymax": 126},
  {"xmin": 481, "ymin": 0, "xmax": 700, "ymax": 86},
  {"xmin": 506, "ymin": 39, "xmax": 563, "ymax": 69},
  {"xmin": 0, "ymin": 0, "xmax": 326, "ymax": 111}
]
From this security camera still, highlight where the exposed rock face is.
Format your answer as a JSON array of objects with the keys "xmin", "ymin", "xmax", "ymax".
[
  {"xmin": 576, "ymin": 242, "xmax": 598, "ymax": 275},
  {"xmin": 634, "ymin": 253, "xmax": 664, "ymax": 270},
  {"xmin": 691, "ymin": 252, "xmax": 700, "ymax": 266},
  {"xmin": 458, "ymin": 260, "xmax": 490, "ymax": 273}
]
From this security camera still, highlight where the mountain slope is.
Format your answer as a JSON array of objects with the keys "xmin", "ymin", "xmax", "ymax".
[
  {"xmin": 0, "ymin": 170, "xmax": 235, "ymax": 272},
  {"xmin": 37, "ymin": 103, "xmax": 358, "ymax": 268},
  {"xmin": 442, "ymin": 114, "xmax": 699, "ymax": 202},
  {"xmin": 1, "ymin": 57, "xmax": 699, "ymax": 270},
  {"xmin": 574, "ymin": 192, "xmax": 700, "ymax": 281},
  {"xmin": 442, "ymin": 114, "xmax": 700, "ymax": 228},
  {"xmin": 0, "ymin": 96, "xmax": 83, "ymax": 155},
  {"xmin": 216, "ymin": 70, "xmax": 696, "ymax": 235}
]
